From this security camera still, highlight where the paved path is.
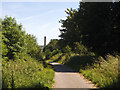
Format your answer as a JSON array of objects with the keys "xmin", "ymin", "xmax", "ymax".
[{"xmin": 49, "ymin": 62, "xmax": 97, "ymax": 89}]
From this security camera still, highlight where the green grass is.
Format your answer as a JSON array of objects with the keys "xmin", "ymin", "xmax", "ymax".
[
  {"xmin": 80, "ymin": 55, "xmax": 118, "ymax": 88},
  {"xmin": 2, "ymin": 55, "xmax": 55, "ymax": 88}
]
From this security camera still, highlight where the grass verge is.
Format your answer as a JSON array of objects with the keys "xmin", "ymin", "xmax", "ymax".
[
  {"xmin": 79, "ymin": 55, "xmax": 118, "ymax": 88},
  {"xmin": 2, "ymin": 55, "xmax": 55, "ymax": 88}
]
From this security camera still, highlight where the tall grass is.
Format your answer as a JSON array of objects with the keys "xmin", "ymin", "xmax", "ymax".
[
  {"xmin": 80, "ymin": 55, "xmax": 118, "ymax": 88},
  {"xmin": 2, "ymin": 55, "xmax": 54, "ymax": 88}
]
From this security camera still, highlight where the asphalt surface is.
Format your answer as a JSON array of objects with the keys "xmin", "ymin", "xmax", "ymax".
[{"xmin": 49, "ymin": 62, "xmax": 97, "ymax": 89}]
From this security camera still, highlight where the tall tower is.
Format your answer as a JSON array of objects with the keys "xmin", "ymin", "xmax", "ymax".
[{"xmin": 44, "ymin": 36, "xmax": 46, "ymax": 47}]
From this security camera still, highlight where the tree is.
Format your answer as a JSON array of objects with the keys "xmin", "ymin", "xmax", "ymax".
[
  {"xmin": 2, "ymin": 35, "xmax": 8, "ymax": 57},
  {"xmin": 2, "ymin": 16, "xmax": 26, "ymax": 59},
  {"xmin": 43, "ymin": 39, "xmax": 61, "ymax": 58},
  {"xmin": 74, "ymin": 42, "xmax": 88, "ymax": 55},
  {"xmin": 44, "ymin": 39, "xmax": 59, "ymax": 52},
  {"xmin": 59, "ymin": 8, "xmax": 79, "ymax": 48},
  {"xmin": 59, "ymin": 2, "xmax": 120, "ymax": 55},
  {"xmin": 25, "ymin": 34, "xmax": 43, "ymax": 60},
  {"xmin": 2, "ymin": 16, "xmax": 43, "ymax": 61}
]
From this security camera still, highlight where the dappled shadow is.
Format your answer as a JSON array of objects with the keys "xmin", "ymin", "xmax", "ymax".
[
  {"xmin": 64, "ymin": 55, "xmax": 97, "ymax": 72},
  {"xmin": 49, "ymin": 55, "xmax": 98, "ymax": 73}
]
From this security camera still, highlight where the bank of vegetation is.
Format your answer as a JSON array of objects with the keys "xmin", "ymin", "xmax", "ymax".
[
  {"xmin": 1, "ymin": 16, "xmax": 54, "ymax": 88},
  {"xmin": 44, "ymin": 2, "xmax": 120, "ymax": 88}
]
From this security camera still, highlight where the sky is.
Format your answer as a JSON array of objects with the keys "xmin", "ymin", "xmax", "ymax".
[{"xmin": 2, "ymin": 1, "xmax": 79, "ymax": 45}]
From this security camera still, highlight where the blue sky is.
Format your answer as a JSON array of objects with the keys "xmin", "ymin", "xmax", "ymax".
[{"xmin": 2, "ymin": 2, "xmax": 79, "ymax": 45}]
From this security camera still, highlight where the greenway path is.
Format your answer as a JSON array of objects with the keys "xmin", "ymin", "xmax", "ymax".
[{"xmin": 49, "ymin": 62, "xmax": 97, "ymax": 89}]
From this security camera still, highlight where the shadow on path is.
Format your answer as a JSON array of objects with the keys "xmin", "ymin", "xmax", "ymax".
[
  {"xmin": 49, "ymin": 62, "xmax": 77, "ymax": 73},
  {"xmin": 49, "ymin": 62, "xmax": 97, "ymax": 88}
]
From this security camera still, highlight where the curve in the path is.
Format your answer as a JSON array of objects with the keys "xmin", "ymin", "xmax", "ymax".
[{"xmin": 49, "ymin": 62, "xmax": 97, "ymax": 89}]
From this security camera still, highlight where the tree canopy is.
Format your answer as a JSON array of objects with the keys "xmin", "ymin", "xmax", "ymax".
[
  {"xmin": 2, "ymin": 16, "xmax": 43, "ymax": 60},
  {"xmin": 59, "ymin": 2, "xmax": 120, "ymax": 55}
]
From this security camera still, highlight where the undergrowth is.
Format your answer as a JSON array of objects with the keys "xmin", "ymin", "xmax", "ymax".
[
  {"xmin": 2, "ymin": 55, "xmax": 55, "ymax": 88},
  {"xmin": 80, "ymin": 55, "xmax": 119, "ymax": 88}
]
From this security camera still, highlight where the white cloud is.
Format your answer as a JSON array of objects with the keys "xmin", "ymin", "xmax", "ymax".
[{"xmin": 17, "ymin": 16, "xmax": 34, "ymax": 22}]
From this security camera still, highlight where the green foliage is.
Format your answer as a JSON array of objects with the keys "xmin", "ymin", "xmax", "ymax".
[
  {"xmin": 2, "ymin": 55, "xmax": 54, "ymax": 88},
  {"xmin": 46, "ymin": 53, "xmax": 63, "ymax": 63},
  {"xmin": 0, "ymin": 19, "xmax": 1, "ymax": 89},
  {"xmin": 44, "ymin": 39, "xmax": 59, "ymax": 51},
  {"xmin": 45, "ymin": 49, "xmax": 52, "ymax": 60},
  {"xmin": 2, "ymin": 35, "xmax": 8, "ymax": 57},
  {"xmin": 74, "ymin": 42, "xmax": 88, "ymax": 55},
  {"xmin": 80, "ymin": 55, "xmax": 118, "ymax": 88},
  {"xmin": 25, "ymin": 34, "xmax": 43, "ymax": 60},
  {"xmin": 2, "ymin": 16, "xmax": 54, "ymax": 89},
  {"xmin": 0, "ymin": 19, "xmax": 2, "ymax": 61},
  {"xmin": 44, "ymin": 39, "xmax": 61, "ymax": 59},
  {"xmin": 57, "ymin": 3, "xmax": 119, "ymax": 88},
  {"xmin": 2, "ymin": 16, "xmax": 26, "ymax": 59},
  {"xmin": 59, "ymin": 2, "xmax": 120, "ymax": 54},
  {"xmin": 62, "ymin": 45, "xmax": 71, "ymax": 54},
  {"xmin": 59, "ymin": 8, "xmax": 79, "ymax": 47},
  {"xmin": 2, "ymin": 16, "xmax": 43, "ymax": 61}
]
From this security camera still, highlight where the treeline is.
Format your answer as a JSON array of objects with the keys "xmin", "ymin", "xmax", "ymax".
[
  {"xmin": 44, "ymin": 2, "xmax": 120, "ymax": 58},
  {"xmin": 58, "ymin": 2, "xmax": 120, "ymax": 55},
  {"xmin": 2, "ymin": 16, "xmax": 43, "ymax": 61}
]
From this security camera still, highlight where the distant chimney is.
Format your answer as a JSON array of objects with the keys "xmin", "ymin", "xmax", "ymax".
[{"xmin": 44, "ymin": 36, "xmax": 46, "ymax": 47}]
